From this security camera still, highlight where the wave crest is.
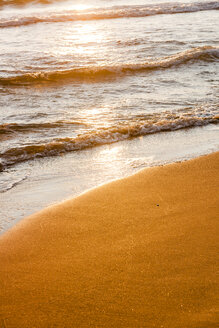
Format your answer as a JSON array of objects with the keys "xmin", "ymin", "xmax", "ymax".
[
  {"xmin": 1, "ymin": 1, "xmax": 219, "ymax": 28},
  {"xmin": 1, "ymin": 46, "xmax": 218, "ymax": 86},
  {"xmin": 1, "ymin": 113, "xmax": 218, "ymax": 171}
]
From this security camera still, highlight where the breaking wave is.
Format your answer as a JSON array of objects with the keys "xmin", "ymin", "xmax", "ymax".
[
  {"xmin": 0, "ymin": 1, "xmax": 218, "ymax": 28},
  {"xmin": 1, "ymin": 113, "xmax": 218, "ymax": 171},
  {"xmin": 0, "ymin": 46, "xmax": 218, "ymax": 86}
]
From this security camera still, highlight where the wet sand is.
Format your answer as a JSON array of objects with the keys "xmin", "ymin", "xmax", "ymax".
[{"xmin": 0, "ymin": 152, "xmax": 218, "ymax": 327}]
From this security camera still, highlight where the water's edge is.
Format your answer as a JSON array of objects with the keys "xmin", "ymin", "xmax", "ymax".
[{"xmin": 0, "ymin": 124, "xmax": 218, "ymax": 235}]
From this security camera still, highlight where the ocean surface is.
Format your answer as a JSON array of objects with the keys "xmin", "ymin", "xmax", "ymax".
[{"xmin": 0, "ymin": 0, "xmax": 218, "ymax": 232}]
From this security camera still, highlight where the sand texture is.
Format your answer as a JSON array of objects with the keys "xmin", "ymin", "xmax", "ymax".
[{"xmin": 0, "ymin": 152, "xmax": 218, "ymax": 327}]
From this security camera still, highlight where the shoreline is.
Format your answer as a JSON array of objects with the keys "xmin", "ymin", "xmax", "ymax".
[
  {"xmin": 1, "ymin": 123, "xmax": 218, "ymax": 234},
  {"xmin": 0, "ymin": 151, "xmax": 218, "ymax": 327}
]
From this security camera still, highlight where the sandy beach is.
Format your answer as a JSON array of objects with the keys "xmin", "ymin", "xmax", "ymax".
[{"xmin": 0, "ymin": 152, "xmax": 218, "ymax": 327}]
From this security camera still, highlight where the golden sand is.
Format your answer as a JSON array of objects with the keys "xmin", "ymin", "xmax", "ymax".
[{"xmin": 0, "ymin": 152, "xmax": 218, "ymax": 327}]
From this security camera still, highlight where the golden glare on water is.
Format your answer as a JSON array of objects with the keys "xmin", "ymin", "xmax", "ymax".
[
  {"xmin": 86, "ymin": 107, "xmax": 104, "ymax": 116},
  {"xmin": 81, "ymin": 105, "xmax": 113, "ymax": 127},
  {"xmin": 98, "ymin": 145, "xmax": 122, "ymax": 161},
  {"xmin": 65, "ymin": 4, "xmax": 90, "ymax": 11},
  {"xmin": 79, "ymin": 24, "xmax": 104, "ymax": 45},
  {"xmin": 51, "ymin": 22, "xmax": 105, "ymax": 58}
]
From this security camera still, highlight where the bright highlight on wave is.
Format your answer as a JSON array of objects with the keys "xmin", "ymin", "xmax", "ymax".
[{"xmin": 0, "ymin": 1, "xmax": 218, "ymax": 28}]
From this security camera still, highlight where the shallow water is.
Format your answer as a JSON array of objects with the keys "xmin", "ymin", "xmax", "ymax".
[{"xmin": 0, "ymin": 0, "xmax": 218, "ymax": 230}]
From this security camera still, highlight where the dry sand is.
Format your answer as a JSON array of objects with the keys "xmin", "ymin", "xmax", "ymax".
[{"xmin": 0, "ymin": 152, "xmax": 218, "ymax": 327}]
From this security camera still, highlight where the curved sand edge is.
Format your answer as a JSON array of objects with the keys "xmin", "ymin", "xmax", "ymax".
[{"xmin": 0, "ymin": 152, "xmax": 218, "ymax": 327}]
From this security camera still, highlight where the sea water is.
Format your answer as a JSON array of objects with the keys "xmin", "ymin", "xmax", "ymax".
[{"xmin": 0, "ymin": 0, "xmax": 218, "ymax": 232}]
